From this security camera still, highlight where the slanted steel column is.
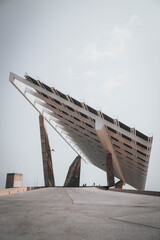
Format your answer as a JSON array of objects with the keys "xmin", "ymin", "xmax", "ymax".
[
  {"xmin": 106, "ymin": 152, "xmax": 115, "ymax": 187},
  {"xmin": 39, "ymin": 114, "xmax": 55, "ymax": 187},
  {"xmin": 64, "ymin": 155, "xmax": 81, "ymax": 187}
]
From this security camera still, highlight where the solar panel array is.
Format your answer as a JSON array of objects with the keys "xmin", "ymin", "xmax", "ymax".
[{"xmin": 10, "ymin": 72, "xmax": 153, "ymax": 190}]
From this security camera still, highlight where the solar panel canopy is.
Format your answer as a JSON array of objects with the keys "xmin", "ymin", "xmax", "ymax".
[{"xmin": 10, "ymin": 72, "xmax": 153, "ymax": 190}]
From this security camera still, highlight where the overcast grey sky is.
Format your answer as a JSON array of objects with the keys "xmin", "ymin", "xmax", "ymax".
[{"xmin": 0, "ymin": 0, "xmax": 160, "ymax": 190}]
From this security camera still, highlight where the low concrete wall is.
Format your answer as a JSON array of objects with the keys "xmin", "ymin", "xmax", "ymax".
[
  {"xmin": 109, "ymin": 188, "xmax": 160, "ymax": 197},
  {"xmin": 0, "ymin": 187, "xmax": 44, "ymax": 197}
]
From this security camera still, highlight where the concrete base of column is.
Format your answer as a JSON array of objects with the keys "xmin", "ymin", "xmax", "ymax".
[{"xmin": 115, "ymin": 180, "xmax": 123, "ymax": 189}]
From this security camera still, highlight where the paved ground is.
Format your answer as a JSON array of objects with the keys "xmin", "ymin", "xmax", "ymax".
[{"xmin": 0, "ymin": 187, "xmax": 160, "ymax": 240}]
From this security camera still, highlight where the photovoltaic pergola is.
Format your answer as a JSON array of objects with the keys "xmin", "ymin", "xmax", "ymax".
[{"xmin": 10, "ymin": 72, "xmax": 153, "ymax": 190}]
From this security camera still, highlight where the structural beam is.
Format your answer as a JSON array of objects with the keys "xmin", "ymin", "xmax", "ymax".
[
  {"xmin": 64, "ymin": 155, "xmax": 81, "ymax": 187},
  {"xmin": 95, "ymin": 119, "xmax": 125, "ymax": 183},
  {"xmin": 39, "ymin": 114, "xmax": 55, "ymax": 187}
]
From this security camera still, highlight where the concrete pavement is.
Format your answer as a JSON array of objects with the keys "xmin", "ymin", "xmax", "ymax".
[{"xmin": 0, "ymin": 187, "xmax": 160, "ymax": 240}]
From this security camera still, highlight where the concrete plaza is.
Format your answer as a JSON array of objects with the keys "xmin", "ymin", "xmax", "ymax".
[{"xmin": 0, "ymin": 188, "xmax": 160, "ymax": 240}]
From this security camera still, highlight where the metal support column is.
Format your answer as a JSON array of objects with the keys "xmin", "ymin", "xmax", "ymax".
[{"xmin": 39, "ymin": 114, "xmax": 55, "ymax": 187}]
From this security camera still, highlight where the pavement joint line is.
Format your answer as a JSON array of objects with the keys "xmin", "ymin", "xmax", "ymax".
[
  {"xmin": 64, "ymin": 209, "xmax": 160, "ymax": 222},
  {"xmin": 63, "ymin": 188, "xmax": 74, "ymax": 204},
  {"xmin": 109, "ymin": 217, "xmax": 160, "ymax": 230},
  {"xmin": 106, "ymin": 209, "xmax": 160, "ymax": 219},
  {"xmin": 61, "ymin": 202, "xmax": 160, "ymax": 208}
]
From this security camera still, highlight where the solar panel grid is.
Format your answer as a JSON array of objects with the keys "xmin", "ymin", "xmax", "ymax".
[
  {"xmin": 108, "ymin": 131, "xmax": 149, "ymax": 155},
  {"xmin": 136, "ymin": 130, "xmax": 148, "ymax": 141},
  {"xmin": 137, "ymin": 156, "xmax": 146, "ymax": 162},
  {"xmin": 113, "ymin": 144, "xmax": 148, "ymax": 166},
  {"xmin": 25, "ymin": 75, "xmax": 151, "ymax": 144},
  {"xmin": 56, "ymin": 89, "xmax": 68, "ymax": 100},
  {"xmin": 122, "ymin": 157, "xmax": 147, "ymax": 173},
  {"xmin": 56, "ymin": 117, "xmax": 103, "ymax": 149},
  {"xmin": 119, "ymin": 121, "xmax": 131, "ymax": 132},
  {"xmin": 136, "ymin": 141, "xmax": 148, "ymax": 150},
  {"xmin": 71, "ymin": 97, "xmax": 82, "ymax": 107},
  {"xmin": 118, "ymin": 158, "xmax": 147, "ymax": 177},
  {"xmin": 10, "ymin": 73, "xmax": 153, "ymax": 189},
  {"xmin": 103, "ymin": 113, "xmax": 114, "ymax": 123},
  {"xmin": 46, "ymin": 103, "xmax": 96, "ymax": 138},
  {"xmin": 120, "ymin": 143, "xmax": 147, "ymax": 162},
  {"xmin": 41, "ymin": 82, "xmax": 53, "ymax": 93}
]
